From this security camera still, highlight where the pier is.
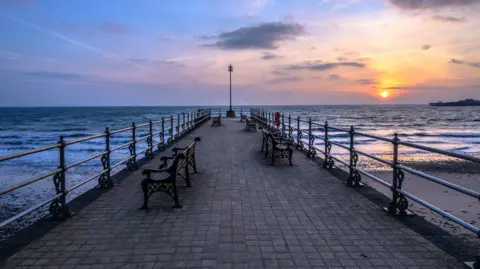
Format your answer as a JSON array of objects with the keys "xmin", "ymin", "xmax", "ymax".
[{"xmin": 0, "ymin": 109, "xmax": 479, "ymax": 268}]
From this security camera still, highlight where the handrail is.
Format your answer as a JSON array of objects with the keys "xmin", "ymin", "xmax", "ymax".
[
  {"xmin": 66, "ymin": 169, "xmax": 108, "ymax": 194},
  {"xmin": 65, "ymin": 133, "xmax": 107, "ymax": 145},
  {"xmin": 0, "ymin": 144, "xmax": 60, "ymax": 162},
  {"xmin": 0, "ymin": 108, "xmax": 213, "ymax": 230},
  {"xmin": 252, "ymin": 108, "xmax": 480, "ymax": 252},
  {"xmin": 398, "ymin": 164, "xmax": 480, "ymax": 199},
  {"xmin": 354, "ymin": 131, "xmax": 394, "ymax": 143},
  {"xmin": 65, "ymin": 151, "xmax": 107, "ymax": 170},
  {"xmin": 109, "ymin": 126, "xmax": 133, "ymax": 135},
  {"xmin": 353, "ymin": 148, "xmax": 394, "ymax": 166},
  {"xmin": 327, "ymin": 126, "xmax": 350, "ymax": 133},
  {"xmin": 0, "ymin": 168, "xmax": 62, "ymax": 196},
  {"xmin": 399, "ymin": 141, "xmax": 480, "ymax": 163},
  {"xmin": 0, "ymin": 192, "xmax": 63, "ymax": 229},
  {"xmin": 110, "ymin": 141, "xmax": 134, "ymax": 152},
  {"xmin": 397, "ymin": 189, "xmax": 480, "ymax": 234}
]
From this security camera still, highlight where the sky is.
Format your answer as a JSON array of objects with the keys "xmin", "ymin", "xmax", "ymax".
[{"xmin": 0, "ymin": 0, "xmax": 479, "ymax": 106}]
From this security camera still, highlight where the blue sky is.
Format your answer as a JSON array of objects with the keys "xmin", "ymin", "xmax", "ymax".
[{"xmin": 1, "ymin": 0, "xmax": 479, "ymax": 106}]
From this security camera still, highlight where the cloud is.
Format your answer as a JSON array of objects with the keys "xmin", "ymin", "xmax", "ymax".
[
  {"xmin": 128, "ymin": 58, "xmax": 186, "ymax": 68},
  {"xmin": 321, "ymin": 0, "xmax": 362, "ymax": 11},
  {"xmin": 21, "ymin": 71, "xmax": 85, "ymax": 80},
  {"xmin": 388, "ymin": 0, "xmax": 478, "ymax": 9},
  {"xmin": 450, "ymin": 58, "xmax": 480, "ymax": 68},
  {"xmin": 382, "ymin": 86, "xmax": 409, "ymax": 90},
  {"xmin": 422, "ymin": 44, "xmax": 431, "ymax": 50},
  {"xmin": 328, "ymin": 74, "xmax": 342, "ymax": 80},
  {"xmin": 356, "ymin": 79, "xmax": 376, "ymax": 85},
  {"xmin": 431, "ymin": 15, "xmax": 466, "ymax": 22},
  {"xmin": 260, "ymin": 52, "xmax": 283, "ymax": 60},
  {"xmin": 97, "ymin": 21, "xmax": 131, "ymax": 35},
  {"xmin": 336, "ymin": 56, "xmax": 348, "ymax": 61},
  {"xmin": 267, "ymin": 75, "xmax": 301, "ymax": 84},
  {"xmin": 285, "ymin": 60, "xmax": 365, "ymax": 71},
  {"xmin": 203, "ymin": 22, "xmax": 305, "ymax": 50}
]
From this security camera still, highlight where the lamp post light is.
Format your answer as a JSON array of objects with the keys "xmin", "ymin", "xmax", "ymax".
[{"xmin": 226, "ymin": 64, "xmax": 235, "ymax": 117}]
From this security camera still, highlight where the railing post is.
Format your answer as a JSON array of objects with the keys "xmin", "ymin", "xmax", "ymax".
[
  {"xmin": 98, "ymin": 127, "xmax": 113, "ymax": 188},
  {"xmin": 49, "ymin": 136, "xmax": 70, "ymax": 220},
  {"xmin": 187, "ymin": 112, "xmax": 190, "ymax": 131},
  {"xmin": 296, "ymin": 116, "xmax": 304, "ymax": 150},
  {"xmin": 288, "ymin": 114, "xmax": 293, "ymax": 142},
  {"xmin": 346, "ymin": 126, "xmax": 361, "ymax": 186},
  {"xmin": 281, "ymin": 114, "xmax": 285, "ymax": 137},
  {"xmin": 307, "ymin": 118, "xmax": 315, "ymax": 158},
  {"xmin": 127, "ymin": 122, "xmax": 137, "ymax": 170},
  {"xmin": 145, "ymin": 120, "xmax": 154, "ymax": 159},
  {"xmin": 388, "ymin": 133, "xmax": 408, "ymax": 215},
  {"xmin": 182, "ymin": 113, "xmax": 186, "ymax": 135},
  {"xmin": 158, "ymin": 117, "xmax": 165, "ymax": 151},
  {"xmin": 322, "ymin": 121, "xmax": 333, "ymax": 169},
  {"xmin": 176, "ymin": 114, "xmax": 180, "ymax": 140},
  {"xmin": 168, "ymin": 116, "xmax": 174, "ymax": 145}
]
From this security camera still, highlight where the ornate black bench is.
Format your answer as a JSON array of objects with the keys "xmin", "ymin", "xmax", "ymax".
[
  {"xmin": 260, "ymin": 127, "xmax": 270, "ymax": 153},
  {"xmin": 140, "ymin": 137, "xmax": 201, "ymax": 209},
  {"xmin": 240, "ymin": 115, "xmax": 248, "ymax": 122},
  {"xmin": 266, "ymin": 133, "xmax": 293, "ymax": 166},
  {"xmin": 245, "ymin": 118, "xmax": 257, "ymax": 132},
  {"xmin": 141, "ymin": 153, "xmax": 185, "ymax": 209},
  {"xmin": 212, "ymin": 115, "xmax": 221, "ymax": 126}
]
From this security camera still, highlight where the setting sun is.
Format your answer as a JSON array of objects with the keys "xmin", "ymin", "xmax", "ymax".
[{"xmin": 380, "ymin": 91, "xmax": 389, "ymax": 99}]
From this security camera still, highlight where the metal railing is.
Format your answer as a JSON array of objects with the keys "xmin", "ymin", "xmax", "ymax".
[
  {"xmin": 251, "ymin": 108, "xmax": 479, "ymax": 266},
  {"xmin": 210, "ymin": 107, "xmax": 253, "ymax": 118},
  {"xmin": 0, "ymin": 109, "xmax": 211, "ymax": 228}
]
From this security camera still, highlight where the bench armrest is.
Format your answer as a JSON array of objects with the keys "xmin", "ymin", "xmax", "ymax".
[
  {"xmin": 172, "ymin": 147, "xmax": 187, "ymax": 155},
  {"xmin": 160, "ymin": 156, "xmax": 175, "ymax": 161},
  {"xmin": 142, "ymin": 168, "xmax": 169, "ymax": 178}
]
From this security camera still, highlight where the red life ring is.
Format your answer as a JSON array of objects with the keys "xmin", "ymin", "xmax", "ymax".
[{"xmin": 274, "ymin": 112, "xmax": 281, "ymax": 126}]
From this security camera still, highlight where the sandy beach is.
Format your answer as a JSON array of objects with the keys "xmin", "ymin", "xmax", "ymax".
[{"xmin": 343, "ymin": 153, "xmax": 480, "ymax": 239}]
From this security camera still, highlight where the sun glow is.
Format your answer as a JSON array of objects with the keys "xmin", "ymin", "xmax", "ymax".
[{"xmin": 380, "ymin": 91, "xmax": 389, "ymax": 99}]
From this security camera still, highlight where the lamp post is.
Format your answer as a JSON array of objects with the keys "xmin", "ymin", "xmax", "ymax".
[{"xmin": 226, "ymin": 64, "xmax": 235, "ymax": 117}]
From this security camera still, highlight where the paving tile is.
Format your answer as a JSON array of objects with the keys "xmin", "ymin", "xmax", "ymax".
[{"xmin": 0, "ymin": 119, "xmax": 464, "ymax": 268}]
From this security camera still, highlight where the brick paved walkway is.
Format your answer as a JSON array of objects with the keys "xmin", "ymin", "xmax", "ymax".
[{"xmin": 2, "ymin": 119, "xmax": 463, "ymax": 268}]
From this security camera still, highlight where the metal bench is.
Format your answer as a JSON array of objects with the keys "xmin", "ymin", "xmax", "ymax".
[
  {"xmin": 212, "ymin": 115, "xmax": 221, "ymax": 126},
  {"xmin": 240, "ymin": 115, "xmax": 248, "ymax": 122},
  {"xmin": 245, "ymin": 118, "xmax": 257, "ymax": 132},
  {"xmin": 141, "ymin": 153, "xmax": 185, "ymax": 209},
  {"xmin": 266, "ymin": 133, "xmax": 293, "ymax": 166},
  {"xmin": 260, "ymin": 127, "xmax": 270, "ymax": 153},
  {"xmin": 140, "ymin": 137, "xmax": 200, "ymax": 209}
]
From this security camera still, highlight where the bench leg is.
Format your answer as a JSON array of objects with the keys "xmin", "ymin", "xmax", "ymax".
[
  {"xmin": 172, "ymin": 184, "xmax": 182, "ymax": 208},
  {"xmin": 264, "ymin": 143, "xmax": 269, "ymax": 158},
  {"xmin": 288, "ymin": 149, "xmax": 293, "ymax": 166},
  {"xmin": 191, "ymin": 155, "xmax": 198, "ymax": 173},
  {"xmin": 185, "ymin": 165, "xmax": 192, "ymax": 187},
  {"xmin": 261, "ymin": 137, "xmax": 265, "ymax": 152},
  {"xmin": 140, "ymin": 180, "xmax": 150, "ymax": 209},
  {"xmin": 271, "ymin": 149, "xmax": 276, "ymax": 166}
]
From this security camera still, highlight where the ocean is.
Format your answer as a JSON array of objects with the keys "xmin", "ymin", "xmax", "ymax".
[{"xmin": 1, "ymin": 105, "xmax": 480, "ymax": 242}]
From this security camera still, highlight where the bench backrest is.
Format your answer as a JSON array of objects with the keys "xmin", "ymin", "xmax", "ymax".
[
  {"xmin": 267, "ymin": 133, "xmax": 283, "ymax": 146},
  {"xmin": 166, "ymin": 153, "xmax": 186, "ymax": 174},
  {"xmin": 173, "ymin": 137, "xmax": 201, "ymax": 171}
]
